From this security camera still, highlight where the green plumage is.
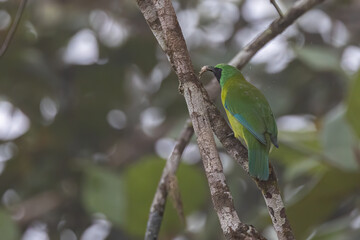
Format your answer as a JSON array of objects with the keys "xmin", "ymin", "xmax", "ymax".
[{"xmin": 209, "ymin": 64, "xmax": 278, "ymax": 180}]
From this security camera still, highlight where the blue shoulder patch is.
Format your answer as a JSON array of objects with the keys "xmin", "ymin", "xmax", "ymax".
[{"xmin": 225, "ymin": 103, "xmax": 266, "ymax": 145}]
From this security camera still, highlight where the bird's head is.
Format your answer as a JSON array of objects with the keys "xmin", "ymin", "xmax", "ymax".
[
  {"xmin": 199, "ymin": 65, "xmax": 222, "ymax": 83},
  {"xmin": 199, "ymin": 63, "xmax": 241, "ymax": 87}
]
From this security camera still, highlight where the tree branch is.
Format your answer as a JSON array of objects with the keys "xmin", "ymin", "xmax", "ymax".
[
  {"xmin": 0, "ymin": 0, "xmax": 28, "ymax": 58},
  {"xmin": 205, "ymin": 0, "xmax": 326, "ymax": 101},
  {"xmin": 270, "ymin": 0, "xmax": 284, "ymax": 18},
  {"xmin": 141, "ymin": 0, "xmax": 326, "ymax": 239},
  {"xmin": 12, "ymin": 191, "xmax": 65, "ymax": 225},
  {"xmin": 145, "ymin": 120, "xmax": 193, "ymax": 240},
  {"xmin": 229, "ymin": 0, "xmax": 325, "ymax": 69},
  {"xmin": 137, "ymin": 0, "xmax": 265, "ymax": 239}
]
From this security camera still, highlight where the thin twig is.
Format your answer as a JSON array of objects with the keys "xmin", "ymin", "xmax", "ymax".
[
  {"xmin": 12, "ymin": 191, "xmax": 65, "ymax": 225},
  {"xmin": 0, "ymin": 0, "xmax": 28, "ymax": 58},
  {"xmin": 230, "ymin": 0, "xmax": 326, "ymax": 69},
  {"xmin": 142, "ymin": 0, "xmax": 326, "ymax": 239},
  {"xmin": 206, "ymin": 0, "xmax": 325, "ymax": 102},
  {"xmin": 145, "ymin": 120, "xmax": 193, "ymax": 240},
  {"xmin": 270, "ymin": 0, "xmax": 284, "ymax": 18},
  {"xmin": 137, "ymin": 0, "xmax": 265, "ymax": 239}
]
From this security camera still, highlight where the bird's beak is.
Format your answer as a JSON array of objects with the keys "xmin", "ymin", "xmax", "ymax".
[{"xmin": 199, "ymin": 65, "xmax": 215, "ymax": 78}]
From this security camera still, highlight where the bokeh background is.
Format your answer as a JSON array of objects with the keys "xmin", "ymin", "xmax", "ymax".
[{"xmin": 0, "ymin": 0, "xmax": 360, "ymax": 239}]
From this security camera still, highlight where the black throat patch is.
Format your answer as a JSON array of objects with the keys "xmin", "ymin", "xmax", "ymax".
[{"xmin": 213, "ymin": 67, "xmax": 222, "ymax": 82}]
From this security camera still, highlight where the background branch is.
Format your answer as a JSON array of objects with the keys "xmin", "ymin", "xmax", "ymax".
[
  {"xmin": 206, "ymin": 0, "xmax": 326, "ymax": 100},
  {"xmin": 12, "ymin": 191, "xmax": 65, "ymax": 226},
  {"xmin": 230, "ymin": 0, "xmax": 326, "ymax": 69},
  {"xmin": 0, "ymin": 0, "xmax": 28, "ymax": 58},
  {"xmin": 145, "ymin": 120, "xmax": 193, "ymax": 240},
  {"xmin": 270, "ymin": 0, "xmax": 284, "ymax": 18}
]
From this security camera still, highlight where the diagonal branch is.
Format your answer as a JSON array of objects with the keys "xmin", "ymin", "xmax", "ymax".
[
  {"xmin": 270, "ymin": 0, "xmax": 284, "ymax": 18},
  {"xmin": 137, "ymin": 0, "xmax": 265, "ymax": 239},
  {"xmin": 230, "ymin": 0, "xmax": 326, "ymax": 68},
  {"xmin": 206, "ymin": 0, "xmax": 326, "ymax": 102},
  {"xmin": 145, "ymin": 120, "xmax": 193, "ymax": 240},
  {"xmin": 0, "ymin": 0, "xmax": 28, "ymax": 58},
  {"xmin": 143, "ymin": 0, "xmax": 326, "ymax": 239}
]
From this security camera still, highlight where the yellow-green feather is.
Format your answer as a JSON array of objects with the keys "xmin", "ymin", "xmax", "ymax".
[
  {"xmin": 222, "ymin": 80, "xmax": 270, "ymax": 180},
  {"xmin": 218, "ymin": 64, "xmax": 277, "ymax": 181}
]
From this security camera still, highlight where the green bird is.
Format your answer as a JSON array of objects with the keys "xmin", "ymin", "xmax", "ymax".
[{"xmin": 201, "ymin": 63, "xmax": 278, "ymax": 181}]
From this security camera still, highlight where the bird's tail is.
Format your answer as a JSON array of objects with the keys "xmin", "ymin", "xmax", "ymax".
[{"xmin": 248, "ymin": 134, "xmax": 270, "ymax": 181}]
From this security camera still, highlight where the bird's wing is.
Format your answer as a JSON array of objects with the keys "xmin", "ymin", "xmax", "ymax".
[{"xmin": 224, "ymin": 83, "xmax": 271, "ymax": 145}]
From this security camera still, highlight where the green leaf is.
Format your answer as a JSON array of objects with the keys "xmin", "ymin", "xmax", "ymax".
[
  {"xmin": 271, "ymin": 131, "xmax": 326, "ymax": 180},
  {"xmin": 287, "ymin": 170, "xmax": 360, "ymax": 239},
  {"xmin": 82, "ymin": 165, "xmax": 126, "ymax": 226},
  {"xmin": 295, "ymin": 46, "xmax": 340, "ymax": 72},
  {"xmin": 321, "ymin": 105, "xmax": 358, "ymax": 170},
  {"xmin": 346, "ymin": 71, "xmax": 360, "ymax": 138},
  {"xmin": 0, "ymin": 209, "xmax": 20, "ymax": 240}
]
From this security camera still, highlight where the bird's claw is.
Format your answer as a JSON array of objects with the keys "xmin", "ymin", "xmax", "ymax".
[{"xmin": 226, "ymin": 132, "xmax": 234, "ymax": 139}]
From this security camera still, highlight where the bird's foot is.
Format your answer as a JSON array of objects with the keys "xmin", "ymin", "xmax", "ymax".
[
  {"xmin": 226, "ymin": 132, "xmax": 234, "ymax": 139},
  {"xmin": 178, "ymin": 82, "xmax": 184, "ymax": 95}
]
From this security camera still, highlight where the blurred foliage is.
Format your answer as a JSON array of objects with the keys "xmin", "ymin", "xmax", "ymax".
[
  {"xmin": 123, "ymin": 156, "xmax": 208, "ymax": 238},
  {"xmin": 347, "ymin": 72, "xmax": 360, "ymax": 138},
  {"xmin": 0, "ymin": 0, "xmax": 360, "ymax": 239},
  {"xmin": 82, "ymin": 164, "xmax": 127, "ymax": 227},
  {"xmin": 295, "ymin": 46, "xmax": 341, "ymax": 72},
  {"xmin": 287, "ymin": 169, "xmax": 360, "ymax": 239},
  {"xmin": 0, "ymin": 209, "xmax": 19, "ymax": 240}
]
